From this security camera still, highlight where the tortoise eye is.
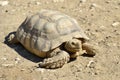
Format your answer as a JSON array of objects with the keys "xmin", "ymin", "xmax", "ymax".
[{"xmin": 71, "ymin": 42, "xmax": 75, "ymax": 45}]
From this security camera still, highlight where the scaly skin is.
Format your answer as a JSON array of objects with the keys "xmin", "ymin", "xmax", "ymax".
[
  {"xmin": 82, "ymin": 43, "xmax": 98, "ymax": 56},
  {"xmin": 39, "ymin": 50, "xmax": 70, "ymax": 69}
]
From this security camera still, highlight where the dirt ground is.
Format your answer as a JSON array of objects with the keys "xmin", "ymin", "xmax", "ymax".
[{"xmin": 0, "ymin": 0, "xmax": 120, "ymax": 80}]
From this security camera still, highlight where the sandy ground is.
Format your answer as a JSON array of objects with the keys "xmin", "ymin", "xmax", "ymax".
[{"xmin": 0, "ymin": 0, "xmax": 120, "ymax": 80}]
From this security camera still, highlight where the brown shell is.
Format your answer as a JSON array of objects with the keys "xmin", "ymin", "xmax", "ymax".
[{"xmin": 16, "ymin": 9, "xmax": 89, "ymax": 57}]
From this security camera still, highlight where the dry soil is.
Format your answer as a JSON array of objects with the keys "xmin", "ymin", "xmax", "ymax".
[{"xmin": 0, "ymin": 0, "xmax": 120, "ymax": 80}]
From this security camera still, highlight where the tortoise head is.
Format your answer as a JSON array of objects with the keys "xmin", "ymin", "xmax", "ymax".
[{"xmin": 64, "ymin": 39, "xmax": 82, "ymax": 58}]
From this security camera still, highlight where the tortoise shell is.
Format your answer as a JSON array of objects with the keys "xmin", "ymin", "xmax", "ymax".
[{"xmin": 16, "ymin": 9, "xmax": 89, "ymax": 57}]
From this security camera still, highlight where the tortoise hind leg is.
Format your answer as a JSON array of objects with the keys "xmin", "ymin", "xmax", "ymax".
[
  {"xmin": 39, "ymin": 48, "xmax": 70, "ymax": 69},
  {"xmin": 8, "ymin": 32, "xmax": 19, "ymax": 44},
  {"xmin": 82, "ymin": 43, "xmax": 98, "ymax": 56}
]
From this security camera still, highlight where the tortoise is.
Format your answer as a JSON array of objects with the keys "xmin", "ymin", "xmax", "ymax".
[{"xmin": 8, "ymin": 9, "xmax": 97, "ymax": 69}]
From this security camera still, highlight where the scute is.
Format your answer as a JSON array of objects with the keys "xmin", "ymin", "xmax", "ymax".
[
  {"xmin": 16, "ymin": 9, "xmax": 89, "ymax": 56},
  {"xmin": 41, "ymin": 22, "xmax": 59, "ymax": 39}
]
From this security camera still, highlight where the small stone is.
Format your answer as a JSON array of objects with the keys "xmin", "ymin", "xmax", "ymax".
[
  {"xmin": 35, "ymin": 2, "xmax": 41, "ymax": 5},
  {"xmin": 90, "ymin": 3, "xmax": 104, "ymax": 10},
  {"xmin": 2, "ymin": 64, "xmax": 14, "ymax": 68},
  {"xmin": 35, "ymin": 68, "xmax": 45, "ymax": 73},
  {"xmin": 87, "ymin": 60, "xmax": 95, "ymax": 68},
  {"xmin": 47, "ymin": 69, "xmax": 56, "ymax": 72},
  {"xmin": 0, "ymin": 1, "xmax": 9, "ymax": 6},
  {"xmin": 80, "ymin": 0, "xmax": 86, "ymax": 3},
  {"xmin": 42, "ymin": 78, "xmax": 49, "ymax": 80},
  {"xmin": 53, "ymin": 0, "xmax": 64, "ymax": 3},
  {"xmin": 112, "ymin": 22, "xmax": 120, "ymax": 27},
  {"xmin": 115, "ymin": 6, "xmax": 119, "ymax": 9},
  {"xmin": 21, "ymin": 69, "xmax": 26, "ymax": 71},
  {"xmin": 92, "ymin": 3, "xmax": 98, "ymax": 7},
  {"xmin": 1, "ymin": 57, "xmax": 7, "ymax": 61},
  {"xmin": 15, "ymin": 57, "xmax": 21, "ymax": 61},
  {"xmin": 96, "ymin": 26, "xmax": 106, "ymax": 32},
  {"xmin": 100, "ymin": 26, "xmax": 106, "ymax": 29},
  {"xmin": 105, "ymin": 1, "xmax": 110, "ymax": 4},
  {"xmin": 15, "ymin": 57, "xmax": 21, "ymax": 64}
]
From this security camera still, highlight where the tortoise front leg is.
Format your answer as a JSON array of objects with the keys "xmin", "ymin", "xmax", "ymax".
[
  {"xmin": 82, "ymin": 43, "xmax": 98, "ymax": 56},
  {"xmin": 39, "ymin": 48, "xmax": 70, "ymax": 69}
]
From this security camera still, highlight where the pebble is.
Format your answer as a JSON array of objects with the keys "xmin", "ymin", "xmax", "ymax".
[
  {"xmin": 15, "ymin": 57, "xmax": 21, "ymax": 61},
  {"xmin": 2, "ymin": 64, "xmax": 14, "ymax": 68},
  {"xmin": 112, "ymin": 22, "xmax": 120, "ymax": 27},
  {"xmin": 47, "ymin": 69, "xmax": 56, "ymax": 72},
  {"xmin": 20, "ymin": 69, "xmax": 26, "ymax": 71},
  {"xmin": 1, "ymin": 57, "xmax": 7, "ymax": 61},
  {"xmin": 90, "ymin": 3, "xmax": 104, "ymax": 10},
  {"xmin": 95, "ymin": 26, "xmax": 106, "ymax": 32},
  {"xmin": 100, "ymin": 25, "xmax": 106, "ymax": 30},
  {"xmin": 105, "ymin": 1, "xmax": 111, "ymax": 4},
  {"xmin": 86, "ymin": 60, "xmax": 95, "ymax": 68},
  {"xmin": 35, "ymin": 2, "xmax": 41, "ymax": 5},
  {"xmin": 0, "ymin": 1, "xmax": 9, "ymax": 6},
  {"xmin": 80, "ymin": 0, "xmax": 86, "ymax": 3},
  {"xmin": 15, "ymin": 57, "xmax": 21, "ymax": 64},
  {"xmin": 35, "ymin": 68, "xmax": 45, "ymax": 73},
  {"xmin": 53, "ymin": 0, "xmax": 64, "ymax": 3},
  {"xmin": 91, "ymin": 3, "xmax": 98, "ymax": 7}
]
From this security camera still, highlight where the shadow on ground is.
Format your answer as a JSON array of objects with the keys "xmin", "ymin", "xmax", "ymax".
[{"xmin": 4, "ymin": 32, "xmax": 43, "ymax": 63}]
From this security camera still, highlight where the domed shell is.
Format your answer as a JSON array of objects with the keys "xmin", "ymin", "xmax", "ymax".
[{"xmin": 16, "ymin": 9, "xmax": 89, "ymax": 56}]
